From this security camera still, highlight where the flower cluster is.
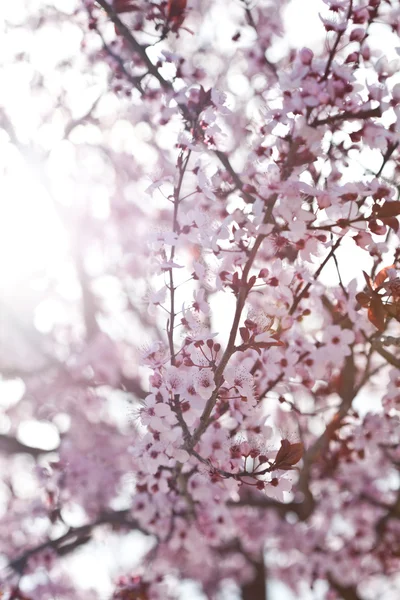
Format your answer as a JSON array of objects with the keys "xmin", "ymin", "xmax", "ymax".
[{"xmin": 1, "ymin": 0, "xmax": 400, "ymax": 599}]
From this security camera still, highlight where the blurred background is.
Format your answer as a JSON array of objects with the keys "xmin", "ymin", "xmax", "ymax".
[{"xmin": 1, "ymin": 1, "xmax": 399, "ymax": 598}]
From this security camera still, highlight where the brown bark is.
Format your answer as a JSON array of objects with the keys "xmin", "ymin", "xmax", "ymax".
[{"xmin": 241, "ymin": 560, "xmax": 266, "ymax": 600}]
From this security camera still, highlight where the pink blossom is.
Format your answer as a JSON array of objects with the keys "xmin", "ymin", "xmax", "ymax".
[
  {"xmin": 3, "ymin": 2, "xmax": 400, "ymax": 598},
  {"xmin": 192, "ymin": 288, "xmax": 209, "ymax": 314},
  {"xmin": 193, "ymin": 368, "xmax": 216, "ymax": 400},
  {"xmin": 321, "ymin": 325, "xmax": 355, "ymax": 360}
]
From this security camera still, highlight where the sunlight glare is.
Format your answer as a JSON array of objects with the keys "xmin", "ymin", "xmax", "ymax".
[{"xmin": 0, "ymin": 145, "xmax": 67, "ymax": 299}]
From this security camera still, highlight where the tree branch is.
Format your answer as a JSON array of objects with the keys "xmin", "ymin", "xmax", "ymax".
[
  {"xmin": 95, "ymin": 0, "xmax": 171, "ymax": 89},
  {"xmin": 328, "ymin": 576, "xmax": 362, "ymax": 600},
  {"xmin": 7, "ymin": 510, "xmax": 148, "ymax": 575},
  {"xmin": 312, "ymin": 106, "xmax": 381, "ymax": 128},
  {"xmin": 0, "ymin": 434, "xmax": 57, "ymax": 457},
  {"xmin": 241, "ymin": 558, "xmax": 266, "ymax": 600},
  {"xmin": 214, "ymin": 150, "xmax": 257, "ymax": 203}
]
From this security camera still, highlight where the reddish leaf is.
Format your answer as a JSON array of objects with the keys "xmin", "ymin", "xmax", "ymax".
[
  {"xmin": 373, "ymin": 185, "xmax": 391, "ymax": 200},
  {"xmin": 230, "ymin": 271, "xmax": 240, "ymax": 294},
  {"xmin": 385, "ymin": 277, "xmax": 400, "ymax": 299},
  {"xmin": 362, "ymin": 270, "xmax": 373, "ymax": 291},
  {"xmin": 167, "ymin": 0, "xmax": 187, "ymax": 17},
  {"xmin": 292, "ymin": 149, "xmax": 316, "ymax": 167},
  {"xmin": 273, "ymin": 439, "xmax": 304, "ymax": 470},
  {"xmin": 247, "ymin": 275, "xmax": 257, "ymax": 290},
  {"xmin": 239, "ymin": 327, "xmax": 250, "ymax": 343},
  {"xmin": 232, "ymin": 272, "xmax": 240, "ymax": 286},
  {"xmin": 167, "ymin": 0, "xmax": 187, "ymax": 29},
  {"xmin": 244, "ymin": 319, "xmax": 257, "ymax": 330},
  {"xmin": 374, "ymin": 264, "xmax": 395, "ymax": 288},
  {"xmin": 386, "ymin": 303, "xmax": 400, "ymax": 322},
  {"xmin": 341, "ymin": 192, "xmax": 358, "ymax": 201},
  {"xmin": 368, "ymin": 219, "xmax": 387, "ymax": 236},
  {"xmin": 382, "ymin": 217, "xmax": 399, "ymax": 233},
  {"xmin": 197, "ymin": 86, "xmax": 211, "ymax": 107},
  {"xmin": 113, "ymin": 0, "xmax": 137, "ymax": 13},
  {"xmin": 367, "ymin": 296, "xmax": 386, "ymax": 331},
  {"xmin": 355, "ymin": 291, "xmax": 371, "ymax": 307},
  {"xmin": 373, "ymin": 201, "xmax": 400, "ymax": 218}
]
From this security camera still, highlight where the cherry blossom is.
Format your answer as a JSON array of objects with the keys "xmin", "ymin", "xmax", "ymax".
[
  {"xmin": 321, "ymin": 325, "xmax": 356, "ymax": 360},
  {"xmin": 1, "ymin": 1, "xmax": 400, "ymax": 599}
]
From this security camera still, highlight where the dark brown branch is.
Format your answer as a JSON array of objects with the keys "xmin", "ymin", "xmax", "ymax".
[
  {"xmin": 0, "ymin": 434, "xmax": 57, "ymax": 457},
  {"xmin": 7, "ymin": 510, "xmax": 148, "ymax": 574},
  {"xmin": 229, "ymin": 495, "xmax": 300, "ymax": 519},
  {"xmin": 74, "ymin": 251, "xmax": 99, "ymax": 340},
  {"xmin": 251, "ymin": 346, "xmax": 358, "ymax": 523},
  {"xmin": 242, "ymin": 1, "xmax": 277, "ymax": 80},
  {"xmin": 64, "ymin": 95, "xmax": 102, "ymax": 138},
  {"xmin": 95, "ymin": 0, "xmax": 171, "ymax": 89},
  {"xmin": 241, "ymin": 558, "xmax": 266, "ymax": 600},
  {"xmin": 312, "ymin": 106, "xmax": 381, "ymax": 128},
  {"xmin": 328, "ymin": 576, "xmax": 362, "ymax": 600},
  {"xmin": 92, "ymin": 2, "xmax": 273, "ymax": 228},
  {"xmin": 167, "ymin": 150, "xmax": 191, "ymax": 365},
  {"xmin": 289, "ymin": 237, "xmax": 342, "ymax": 316},
  {"xmin": 376, "ymin": 142, "xmax": 399, "ymax": 178},
  {"xmin": 258, "ymin": 350, "xmax": 310, "ymax": 400},
  {"xmin": 190, "ymin": 141, "xmax": 303, "ymax": 448},
  {"xmin": 190, "ymin": 236, "xmax": 261, "ymax": 446},
  {"xmin": 119, "ymin": 375, "xmax": 147, "ymax": 400},
  {"xmin": 294, "ymin": 350, "xmax": 356, "ymax": 520},
  {"xmin": 214, "ymin": 150, "xmax": 256, "ymax": 203},
  {"xmin": 372, "ymin": 342, "xmax": 400, "ymax": 369},
  {"xmin": 97, "ymin": 26, "xmax": 144, "ymax": 93},
  {"xmin": 321, "ymin": 0, "xmax": 353, "ymax": 82}
]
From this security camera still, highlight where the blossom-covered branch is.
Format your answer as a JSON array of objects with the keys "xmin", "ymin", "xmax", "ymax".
[{"xmin": 1, "ymin": 0, "xmax": 400, "ymax": 599}]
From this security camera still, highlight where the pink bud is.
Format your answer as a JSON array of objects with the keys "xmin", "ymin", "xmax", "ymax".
[
  {"xmin": 361, "ymin": 45, "xmax": 371, "ymax": 60},
  {"xmin": 240, "ymin": 441, "xmax": 251, "ymax": 457},
  {"xmin": 392, "ymin": 83, "xmax": 400, "ymax": 103},
  {"xmin": 369, "ymin": 219, "xmax": 387, "ymax": 236},
  {"xmin": 317, "ymin": 192, "xmax": 332, "ymax": 209},
  {"xmin": 281, "ymin": 316, "xmax": 294, "ymax": 330},
  {"xmin": 350, "ymin": 27, "xmax": 366, "ymax": 42},
  {"xmin": 345, "ymin": 52, "xmax": 359, "ymax": 64},
  {"xmin": 353, "ymin": 8, "xmax": 369, "ymax": 24},
  {"xmin": 299, "ymin": 47, "xmax": 314, "ymax": 65},
  {"xmin": 318, "ymin": 92, "xmax": 330, "ymax": 104}
]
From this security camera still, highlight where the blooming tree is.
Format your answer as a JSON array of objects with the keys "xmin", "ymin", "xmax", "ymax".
[{"xmin": 1, "ymin": 0, "xmax": 400, "ymax": 598}]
